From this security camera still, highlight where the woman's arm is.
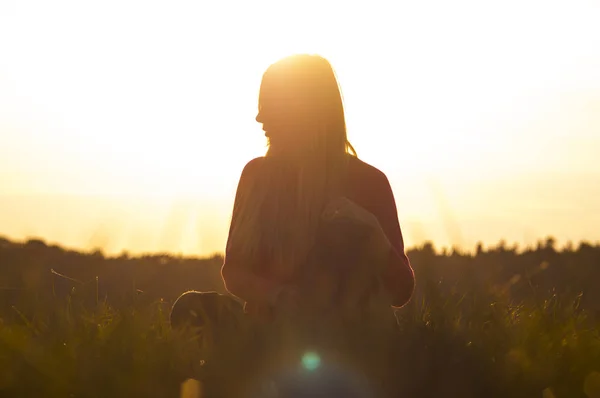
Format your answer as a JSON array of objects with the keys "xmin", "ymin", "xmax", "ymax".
[
  {"xmin": 221, "ymin": 158, "xmax": 284, "ymax": 306},
  {"xmin": 322, "ymin": 170, "xmax": 415, "ymax": 308},
  {"xmin": 369, "ymin": 171, "xmax": 415, "ymax": 308}
]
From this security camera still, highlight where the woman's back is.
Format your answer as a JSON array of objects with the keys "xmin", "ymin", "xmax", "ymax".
[
  {"xmin": 222, "ymin": 154, "xmax": 414, "ymax": 318},
  {"xmin": 220, "ymin": 53, "xmax": 414, "ymax": 320}
]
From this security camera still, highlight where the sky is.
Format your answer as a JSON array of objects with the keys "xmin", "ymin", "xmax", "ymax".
[{"xmin": 1, "ymin": 0, "xmax": 599, "ymax": 256}]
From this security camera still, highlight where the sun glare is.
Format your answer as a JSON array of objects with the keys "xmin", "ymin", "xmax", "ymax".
[
  {"xmin": 1, "ymin": 0, "xmax": 600, "ymax": 254},
  {"xmin": 301, "ymin": 352, "xmax": 321, "ymax": 372}
]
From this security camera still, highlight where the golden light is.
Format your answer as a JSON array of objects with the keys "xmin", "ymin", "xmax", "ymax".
[{"xmin": 1, "ymin": 0, "xmax": 599, "ymax": 254}]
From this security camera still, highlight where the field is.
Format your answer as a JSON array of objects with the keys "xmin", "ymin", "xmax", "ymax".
[{"xmin": 1, "ymin": 236, "xmax": 599, "ymax": 397}]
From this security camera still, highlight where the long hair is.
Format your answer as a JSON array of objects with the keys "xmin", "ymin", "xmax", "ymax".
[{"xmin": 229, "ymin": 54, "xmax": 357, "ymax": 280}]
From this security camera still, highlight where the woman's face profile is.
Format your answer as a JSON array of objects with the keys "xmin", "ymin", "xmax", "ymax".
[
  {"xmin": 256, "ymin": 109, "xmax": 275, "ymax": 138},
  {"xmin": 255, "ymin": 109, "xmax": 273, "ymax": 136},
  {"xmin": 255, "ymin": 99, "xmax": 294, "ymax": 138}
]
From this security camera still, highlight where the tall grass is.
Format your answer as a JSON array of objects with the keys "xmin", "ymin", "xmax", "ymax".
[
  {"xmin": 0, "ymin": 294, "xmax": 202, "ymax": 398},
  {"xmin": 1, "ymin": 240, "xmax": 600, "ymax": 397},
  {"xmin": 1, "ymin": 283, "xmax": 598, "ymax": 397}
]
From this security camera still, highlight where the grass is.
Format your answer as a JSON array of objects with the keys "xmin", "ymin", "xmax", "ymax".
[
  {"xmin": 0, "ymin": 296, "xmax": 202, "ymax": 398},
  {"xmin": 1, "ymin": 240, "xmax": 600, "ymax": 397},
  {"xmin": 1, "ymin": 284, "xmax": 599, "ymax": 397}
]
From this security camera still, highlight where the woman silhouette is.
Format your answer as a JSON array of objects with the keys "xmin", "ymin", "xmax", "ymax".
[
  {"xmin": 222, "ymin": 54, "xmax": 415, "ymax": 321},
  {"xmin": 170, "ymin": 54, "xmax": 416, "ymax": 397}
]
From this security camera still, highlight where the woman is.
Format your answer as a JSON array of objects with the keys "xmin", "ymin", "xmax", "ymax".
[
  {"xmin": 171, "ymin": 54, "xmax": 415, "ymax": 397},
  {"xmin": 221, "ymin": 54, "xmax": 415, "ymax": 321}
]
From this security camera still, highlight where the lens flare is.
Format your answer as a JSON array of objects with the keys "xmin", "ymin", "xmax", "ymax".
[{"xmin": 301, "ymin": 351, "xmax": 321, "ymax": 371}]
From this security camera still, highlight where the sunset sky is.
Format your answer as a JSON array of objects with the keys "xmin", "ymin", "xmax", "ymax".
[{"xmin": 1, "ymin": 0, "xmax": 599, "ymax": 256}]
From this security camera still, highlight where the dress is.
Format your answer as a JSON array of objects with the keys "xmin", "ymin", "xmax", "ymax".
[{"xmin": 221, "ymin": 155, "xmax": 415, "ymax": 317}]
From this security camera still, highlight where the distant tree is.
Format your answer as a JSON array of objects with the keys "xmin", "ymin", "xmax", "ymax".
[
  {"xmin": 544, "ymin": 236, "xmax": 557, "ymax": 251},
  {"xmin": 0, "ymin": 236, "xmax": 10, "ymax": 248},
  {"xmin": 422, "ymin": 242, "xmax": 436, "ymax": 256},
  {"xmin": 25, "ymin": 238, "xmax": 47, "ymax": 249},
  {"xmin": 90, "ymin": 249, "xmax": 104, "ymax": 259},
  {"xmin": 564, "ymin": 241, "xmax": 574, "ymax": 252},
  {"xmin": 476, "ymin": 242, "xmax": 484, "ymax": 256},
  {"xmin": 450, "ymin": 246, "xmax": 464, "ymax": 257},
  {"xmin": 536, "ymin": 240, "xmax": 545, "ymax": 251},
  {"xmin": 496, "ymin": 240, "xmax": 507, "ymax": 252}
]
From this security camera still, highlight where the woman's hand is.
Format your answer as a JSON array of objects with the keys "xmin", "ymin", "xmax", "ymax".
[
  {"xmin": 322, "ymin": 197, "xmax": 392, "ymax": 272},
  {"xmin": 322, "ymin": 197, "xmax": 380, "ymax": 230}
]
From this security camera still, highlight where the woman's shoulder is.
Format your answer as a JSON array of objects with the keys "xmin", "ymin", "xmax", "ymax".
[
  {"xmin": 234, "ymin": 157, "xmax": 266, "ymax": 190},
  {"xmin": 240, "ymin": 155, "xmax": 390, "ymax": 185},
  {"xmin": 240, "ymin": 156, "xmax": 265, "ymax": 176},
  {"xmin": 348, "ymin": 156, "xmax": 390, "ymax": 185}
]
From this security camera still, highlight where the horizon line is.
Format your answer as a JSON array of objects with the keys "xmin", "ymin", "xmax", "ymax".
[{"xmin": 2, "ymin": 234, "xmax": 598, "ymax": 260}]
